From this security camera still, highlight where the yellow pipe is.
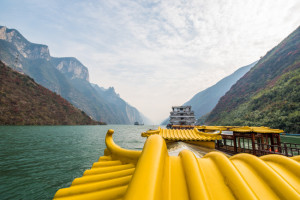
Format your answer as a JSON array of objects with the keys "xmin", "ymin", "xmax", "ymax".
[
  {"xmin": 71, "ymin": 168, "xmax": 135, "ymax": 186},
  {"xmin": 203, "ymin": 152, "xmax": 258, "ymax": 199},
  {"xmin": 83, "ymin": 164, "xmax": 135, "ymax": 176},
  {"xmin": 231, "ymin": 153, "xmax": 300, "ymax": 199},
  {"xmin": 124, "ymin": 135, "xmax": 168, "ymax": 200},
  {"xmin": 105, "ymin": 129, "xmax": 141, "ymax": 164},
  {"xmin": 179, "ymin": 149, "xmax": 210, "ymax": 200},
  {"xmin": 291, "ymin": 155, "xmax": 300, "ymax": 162},
  {"xmin": 261, "ymin": 155, "xmax": 300, "ymax": 193},
  {"xmin": 54, "ymin": 185, "xmax": 128, "ymax": 200},
  {"xmin": 54, "ymin": 175, "xmax": 132, "ymax": 198},
  {"xmin": 92, "ymin": 160, "xmax": 122, "ymax": 168}
]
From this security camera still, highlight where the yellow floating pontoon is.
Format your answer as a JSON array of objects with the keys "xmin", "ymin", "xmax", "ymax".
[{"xmin": 53, "ymin": 129, "xmax": 300, "ymax": 200}]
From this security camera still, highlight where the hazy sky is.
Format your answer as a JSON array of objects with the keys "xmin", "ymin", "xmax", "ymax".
[{"xmin": 1, "ymin": 0, "xmax": 299, "ymax": 123}]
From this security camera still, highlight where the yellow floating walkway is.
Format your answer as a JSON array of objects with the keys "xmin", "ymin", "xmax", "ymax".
[{"xmin": 53, "ymin": 129, "xmax": 300, "ymax": 200}]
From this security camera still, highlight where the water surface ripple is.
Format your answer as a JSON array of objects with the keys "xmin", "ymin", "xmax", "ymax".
[{"xmin": 0, "ymin": 125, "xmax": 157, "ymax": 200}]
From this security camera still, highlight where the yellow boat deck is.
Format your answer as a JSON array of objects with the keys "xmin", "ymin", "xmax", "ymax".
[{"xmin": 53, "ymin": 129, "xmax": 300, "ymax": 200}]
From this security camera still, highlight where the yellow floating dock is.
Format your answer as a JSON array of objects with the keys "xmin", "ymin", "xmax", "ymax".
[{"xmin": 54, "ymin": 129, "xmax": 300, "ymax": 200}]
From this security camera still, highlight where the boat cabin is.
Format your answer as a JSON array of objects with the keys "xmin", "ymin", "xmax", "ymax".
[
  {"xmin": 214, "ymin": 126, "xmax": 300, "ymax": 157},
  {"xmin": 168, "ymin": 106, "xmax": 196, "ymax": 127}
]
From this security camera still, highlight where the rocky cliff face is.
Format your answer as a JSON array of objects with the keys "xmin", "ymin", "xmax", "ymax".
[
  {"xmin": 0, "ymin": 26, "xmax": 50, "ymax": 61},
  {"xmin": 0, "ymin": 26, "xmax": 88, "ymax": 81},
  {"xmin": 0, "ymin": 25, "xmax": 147, "ymax": 124},
  {"xmin": 51, "ymin": 57, "xmax": 89, "ymax": 81}
]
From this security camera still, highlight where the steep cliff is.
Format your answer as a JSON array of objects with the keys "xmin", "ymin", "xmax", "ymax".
[
  {"xmin": 0, "ymin": 60, "xmax": 101, "ymax": 125},
  {"xmin": 0, "ymin": 25, "xmax": 147, "ymax": 124},
  {"xmin": 206, "ymin": 26, "xmax": 300, "ymax": 133},
  {"xmin": 51, "ymin": 57, "xmax": 89, "ymax": 81},
  {"xmin": 0, "ymin": 26, "xmax": 50, "ymax": 61}
]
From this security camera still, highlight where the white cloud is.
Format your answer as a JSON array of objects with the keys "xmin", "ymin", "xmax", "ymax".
[{"xmin": 1, "ymin": 0, "xmax": 300, "ymax": 123}]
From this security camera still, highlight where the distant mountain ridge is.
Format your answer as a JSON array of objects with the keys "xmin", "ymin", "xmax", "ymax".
[
  {"xmin": 0, "ymin": 25, "xmax": 148, "ymax": 124},
  {"xmin": 0, "ymin": 60, "xmax": 101, "ymax": 125},
  {"xmin": 161, "ymin": 61, "xmax": 256, "ymax": 125},
  {"xmin": 184, "ymin": 61, "xmax": 257, "ymax": 118},
  {"xmin": 206, "ymin": 26, "xmax": 300, "ymax": 133}
]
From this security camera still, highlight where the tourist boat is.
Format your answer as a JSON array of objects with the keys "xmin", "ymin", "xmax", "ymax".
[
  {"xmin": 134, "ymin": 121, "xmax": 144, "ymax": 125},
  {"xmin": 167, "ymin": 106, "xmax": 196, "ymax": 129},
  {"xmin": 53, "ymin": 126, "xmax": 300, "ymax": 200}
]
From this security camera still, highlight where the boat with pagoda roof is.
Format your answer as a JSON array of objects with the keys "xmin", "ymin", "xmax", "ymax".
[
  {"xmin": 53, "ymin": 124, "xmax": 300, "ymax": 200},
  {"xmin": 167, "ymin": 105, "xmax": 196, "ymax": 129}
]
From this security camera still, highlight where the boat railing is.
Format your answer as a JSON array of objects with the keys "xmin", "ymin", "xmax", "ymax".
[
  {"xmin": 255, "ymin": 142, "xmax": 300, "ymax": 157},
  {"xmin": 216, "ymin": 140, "xmax": 300, "ymax": 157}
]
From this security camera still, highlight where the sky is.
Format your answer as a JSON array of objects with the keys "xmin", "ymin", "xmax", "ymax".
[{"xmin": 1, "ymin": 0, "xmax": 300, "ymax": 124}]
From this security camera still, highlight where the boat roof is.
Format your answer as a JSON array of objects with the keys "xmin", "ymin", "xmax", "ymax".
[
  {"xmin": 229, "ymin": 126, "xmax": 284, "ymax": 133},
  {"xmin": 141, "ymin": 127, "xmax": 222, "ymax": 141},
  {"xmin": 197, "ymin": 125, "xmax": 284, "ymax": 133},
  {"xmin": 53, "ymin": 129, "xmax": 300, "ymax": 200}
]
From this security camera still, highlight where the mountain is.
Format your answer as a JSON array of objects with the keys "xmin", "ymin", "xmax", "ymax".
[
  {"xmin": 0, "ymin": 25, "xmax": 147, "ymax": 124},
  {"xmin": 160, "ymin": 61, "xmax": 256, "ymax": 125},
  {"xmin": 184, "ymin": 61, "xmax": 257, "ymax": 118},
  {"xmin": 206, "ymin": 26, "xmax": 300, "ymax": 133},
  {"xmin": 0, "ymin": 60, "xmax": 102, "ymax": 125}
]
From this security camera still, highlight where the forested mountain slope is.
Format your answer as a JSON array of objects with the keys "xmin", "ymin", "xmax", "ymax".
[
  {"xmin": 0, "ymin": 61, "xmax": 101, "ymax": 125},
  {"xmin": 184, "ymin": 61, "xmax": 257, "ymax": 118},
  {"xmin": 0, "ymin": 25, "xmax": 147, "ymax": 124},
  {"xmin": 161, "ymin": 62, "xmax": 256, "ymax": 125},
  {"xmin": 206, "ymin": 26, "xmax": 300, "ymax": 133}
]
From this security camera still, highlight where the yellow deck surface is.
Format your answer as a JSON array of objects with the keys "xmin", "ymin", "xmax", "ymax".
[
  {"xmin": 53, "ymin": 129, "xmax": 300, "ymax": 200},
  {"xmin": 141, "ymin": 127, "xmax": 222, "ymax": 141}
]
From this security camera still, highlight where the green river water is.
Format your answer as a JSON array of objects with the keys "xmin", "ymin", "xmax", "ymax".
[
  {"xmin": 0, "ymin": 125, "xmax": 156, "ymax": 200},
  {"xmin": 0, "ymin": 125, "xmax": 299, "ymax": 200}
]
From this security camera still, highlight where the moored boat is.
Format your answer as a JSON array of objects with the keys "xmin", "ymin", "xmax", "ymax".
[{"xmin": 167, "ymin": 105, "xmax": 196, "ymax": 129}]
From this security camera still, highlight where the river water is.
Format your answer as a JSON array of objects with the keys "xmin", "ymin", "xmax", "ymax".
[
  {"xmin": 0, "ymin": 125, "xmax": 157, "ymax": 200},
  {"xmin": 0, "ymin": 125, "xmax": 299, "ymax": 200}
]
